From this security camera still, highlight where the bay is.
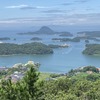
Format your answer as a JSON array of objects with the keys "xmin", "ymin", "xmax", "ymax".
[{"xmin": 0, "ymin": 31, "xmax": 100, "ymax": 73}]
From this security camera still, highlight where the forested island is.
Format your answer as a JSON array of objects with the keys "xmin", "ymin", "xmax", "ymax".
[
  {"xmin": 76, "ymin": 36, "xmax": 100, "ymax": 42},
  {"xmin": 0, "ymin": 37, "xmax": 10, "ymax": 40},
  {"xmin": 31, "ymin": 37, "xmax": 42, "ymax": 41},
  {"xmin": 83, "ymin": 44, "xmax": 100, "ymax": 55},
  {"xmin": 52, "ymin": 37, "xmax": 80, "ymax": 42},
  {"xmin": 48, "ymin": 44, "xmax": 69, "ymax": 48},
  {"xmin": 77, "ymin": 31, "xmax": 100, "ymax": 37},
  {"xmin": 0, "ymin": 42, "xmax": 53, "ymax": 55},
  {"xmin": 0, "ymin": 62, "xmax": 100, "ymax": 100},
  {"xmin": 59, "ymin": 32, "xmax": 73, "ymax": 37}
]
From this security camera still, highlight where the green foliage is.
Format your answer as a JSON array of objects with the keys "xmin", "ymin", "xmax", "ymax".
[
  {"xmin": 0, "ymin": 70, "xmax": 7, "ymax": 76},
  {"xmin": 86, "ymin": 74, "xmax": 100, "ymax": 81},
  {"xmin": 0, "ymin": 42, "xmax": 53, "ymax": 55},
  {"xmin": 67, "ymin": 66, "xmax": 99, "ymax": 77},
  {"xmin": 50, "ymin": 73, "xmax": 61, "ymax": 78},
  {"xmin": 83, "ymin": 66, "xmax": 99, "ymax": 73},
  {"xmin": 83, "ymin": 44, "xmax": 100, "ymax": 55},
  {"xmin": 0, "ymin": 64, "xmax": 43, "ymax": 100},
  {"xmin": 0, "ymin": 66, "xmax": 100, "ymax": 100}
]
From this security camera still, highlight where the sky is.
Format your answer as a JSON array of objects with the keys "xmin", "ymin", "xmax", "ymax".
[{"xmin": 0, "ymin": 0, "xmax": 100, "ymax": 30}]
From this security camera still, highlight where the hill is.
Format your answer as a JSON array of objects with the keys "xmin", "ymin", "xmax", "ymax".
[
  {"xmin": 0, "ymin": 63, "xmax": 100, "ymax": 100},
  {"xmin": 34, "ymin": 26, "xmax": 55, "ymax": 34},
  {"xmin": 17, "ymin": 26, "xmax": 73, "ymax": 35}
]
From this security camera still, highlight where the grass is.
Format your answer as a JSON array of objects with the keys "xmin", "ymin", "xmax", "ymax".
[
  {"xmin": 39, "ymin": 72, "xmax": 51, "ymax": 81},
  {"xmin": 39, "ymin": 72, "xmax": 66, "ymax": 81}
]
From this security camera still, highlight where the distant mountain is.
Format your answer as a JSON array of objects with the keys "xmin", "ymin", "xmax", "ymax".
[
  {"xmin": 17, "ymin": 26, "xmax": 73, "ymax": 36},
  {"xmin": 34, "ymin": 26, "xmax": 55, "ymax": 34}
]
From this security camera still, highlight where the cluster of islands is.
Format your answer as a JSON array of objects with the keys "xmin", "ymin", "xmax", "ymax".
[{"xmin": 0, "ymin": 26, "xmax": 100, "ymax": 56}]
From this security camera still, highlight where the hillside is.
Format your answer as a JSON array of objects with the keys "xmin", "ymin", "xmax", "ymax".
[{"xmin": 0, "ymin": 63, "xmax": 100, "ymax": 100}]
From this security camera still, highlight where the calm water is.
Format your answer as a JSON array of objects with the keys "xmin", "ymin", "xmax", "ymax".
[{"xmin": 0, "ymin": 31, "xmax": 100, "ymax": 73}]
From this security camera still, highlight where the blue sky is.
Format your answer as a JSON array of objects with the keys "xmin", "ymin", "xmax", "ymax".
[{"xmin": 0, "ymin": 0, "xmax": 100, "ymax": 28}]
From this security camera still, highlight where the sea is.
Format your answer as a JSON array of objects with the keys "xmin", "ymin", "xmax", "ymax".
[{"xmin": 0, "ymin": 30, "xmax": 100, "ymax": 73}]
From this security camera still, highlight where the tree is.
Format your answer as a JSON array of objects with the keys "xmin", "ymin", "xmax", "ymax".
[
  {"xmin": 23, "ymin": 65, "xmax": 39, "ymax": 99},
  {"xmin": 0, "ymin": 64, "xmax": 43, "ymax": 100}
]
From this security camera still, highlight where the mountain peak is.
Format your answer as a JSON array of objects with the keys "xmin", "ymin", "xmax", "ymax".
[{"xmin": 36, "ymin": 26, "xmax": 54, "ymax": 34}]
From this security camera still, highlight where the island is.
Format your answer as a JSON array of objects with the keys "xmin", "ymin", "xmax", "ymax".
[
  {"xmin": 48, "ymin": 44, "xmax": 69, "ymax": 48},
  {"xmin": 85, "ymin": 40, "xmax": 89, "ymax": 43},
  {"xmin": 77, "ymin": 31, "xmax": 100, "ymax": 37},
  {"xmin": 75, "ymin": 35, "xmax": 100, "ymax": 42},
  {"xmin": 17, "ymin": 26, "xmax": 73, "ymax": 35},
  {"xmin": 0, "ymin": 37, "xmax": 10, "ymax": 40},
  {"xmin": 82, "ymin": 44, "xmax": 100, "ymax": 55},
  {"xmin": 31, "ymin": 37, "xmax": 42, "ymax": 41},
  {"xmin": 0, "ymin": 42, "xmax": 53, "ymax": 55},
  {"xmin": 52, "ymin": 37, "xmax": 80, "ymax": 42},
  {"xmin": 59, "ymin": 32, "xmax": 73, "ymax": 37}
]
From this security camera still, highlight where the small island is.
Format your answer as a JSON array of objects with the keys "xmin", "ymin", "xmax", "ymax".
[
  {"xmin": 82, "ymin": 44, "xmax": 100, "ymax": 55},
  {"xmin": 48, "ymin": 44, "xmax": 69, "ymax": 48},
  {"xmin": 0, "ymin": 37, "xmax": 10, "ymax": 40},
  {"xmin": 59, "ymin": 32, "xmax": 73, "ymax": 37},
  {"xmin": 52, "ymin": 37, "xmax": 80, "ymax": 42},
  {"xmin": 31, "ymin": 37, "xmax": 42, "ymax": 41},
  {"xmin": 85, "ymin": 40, "xmax": 89, "ymax": 43},
  {"xmin": 0, "ymin": 42, "xmax": 53, "ymax": 55}
]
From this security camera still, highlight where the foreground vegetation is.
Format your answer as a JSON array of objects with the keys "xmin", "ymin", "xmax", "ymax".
[
  {"xmin": 0, "ymin": 42, "xmax": 53, "ymax": 55},
  {"xmin": 0, "ymin": 63, "xmax": 100, "ymax": 100}
]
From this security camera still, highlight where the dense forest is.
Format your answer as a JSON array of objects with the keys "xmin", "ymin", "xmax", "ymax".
[
  {"xmin": 0, "ymin": 42, "xmax": 53, "ymax": 55},
  {"xmin": 83, "ymin": 44, "xmax": 100, "ymax": 55},
  {"xmin": 0, "ymin": 64, "xmax": 100, "ymax": 100}
]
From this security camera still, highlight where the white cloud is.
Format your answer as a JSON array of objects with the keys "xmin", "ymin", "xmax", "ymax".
[
  {"xmin": 0, "ymin": 20, "xmax": 18, "ymax": 24},
  {"xmin": 5, "ymin": 5, "xmax": 29, "ymax": 9},
  {"xmin": 0, "ymin": 13, "xmax": 100, "ymax": 26},
  {"xmin": 36, "ymin": 6, "xmax": 49, "ymax": 9},
  {"xmin": 5, "ymin": 5, "xmax": 51, "ymax": 10}
]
